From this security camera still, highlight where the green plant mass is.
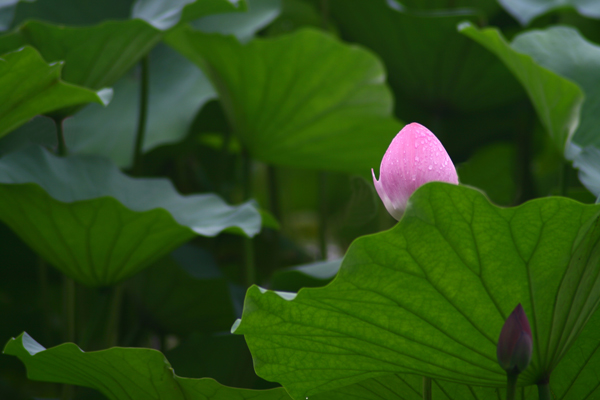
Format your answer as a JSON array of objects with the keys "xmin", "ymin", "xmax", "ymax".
[{"xmin": 3, "ymin": 1, "xmax": 600, "ymax": 399}]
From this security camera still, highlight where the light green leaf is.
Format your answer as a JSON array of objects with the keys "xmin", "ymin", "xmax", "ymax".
[
  {"xmin": 0, "ymin": 46, "xmax": 107, "ymax": 138},
  {"xmin": 3, "ymin": 332, "xmax": 292, "ymax": 400},
  {"xmin": 498, "ymin": 0, "xmax": 600, "ymax": 25},
  {"xmin": 459, "ymin": 22, "xmax": 583, "ymax": 152},
  {"xmin": 509, "ymin": 27, "xmax": 599, "ymax": 150},
  {"xmin": 234, "ymin": 182, "xmax": 600, "ymax": 398},
  {"xmin": 270, "ymin": 259, "xmax": 342, "ymax": 292},
  {"xmin": 0, "ymin": 146, "xmax": 261, "ymax": 286},
  {"xmin": 64, "ymin": 43, "xmax": 216, "ymax": 167},
  {"xmin": 0, "ymin": 20, "xmax": 160, "ymax": 91},
  {"xmin": 193, "ymin": 0, "xmax": 280, "ymax": 42},
  {"xmin": 165, "ymin": 27, "xmax": 401, "ymax": 175},
  {"xmin": 133, "ymin": 0, "xmax": 247, "ymax": 30}
]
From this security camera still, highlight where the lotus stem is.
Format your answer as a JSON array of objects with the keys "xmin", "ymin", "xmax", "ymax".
[
  {"xmin": 243, "ymin": 150, "xmax": 256, "ymax": 286},
  {"xmin": 133, "ymin": 55, "xmax": 150, "ymax": 175},
  {"xmin": 318, "ymin": 171, "xmax": 328, "ymax": 260},
  {"xmin": 55, "ymin": 118, "xmax": 67, "ymax": 157},
  {"xmin": 105, "ymin": 283, "xmax": 124, "ymax": 347},
  {"xmin": 506, "ymin": 372, "xmax": 518, "ymax": 400},
  {"xmin": 537, "ymin": 380, "xmax": 552, "ymax": 400}
]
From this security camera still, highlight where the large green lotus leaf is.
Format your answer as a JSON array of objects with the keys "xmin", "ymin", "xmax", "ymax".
[
  {"xmin": 165, "ymin": 27, "xmax": 401, "ymax": 175},
  {"xmin": 498, "ymin": 0, "xmax": 600, "ymax": 25},
  {"xmin": 233, "ymin": 182, "xmax": 600, "ymax": 399},
  {"xmin": 0, "ymin": 46, "xmax": 108, "ymax": 138},
  {"xmin": 0, "ymin": 146, "xmax": 261, "ymax": 286},
  {"xmin": 132, "ymin": 0, "xmax": 247, "ymax": 30},
  {"xmin": 459, "ymin": 23, "xmax": 583, "ymax": 152},
  {"xmin": 3, "ymin": 332, "xmax": 291, "ymax": 400},
  {"xmin": 316, "ymin": 303, "xmax": 600, "ymax": 399},
  {"xmin": 0, "ymin": 20, "xmax": 160, "ymax": 91}
]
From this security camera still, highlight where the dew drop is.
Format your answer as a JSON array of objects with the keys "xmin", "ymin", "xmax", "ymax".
[
  {"xmin": 428, "ymin": 165, "xmax": 433, "ymax": 170},
  {"xmin": 415, "ymin": 156, "xmax": 419, "ymax": 162}
]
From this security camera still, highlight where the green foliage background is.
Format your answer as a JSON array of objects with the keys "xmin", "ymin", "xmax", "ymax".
[{"xmin": 2, "ymin": 0, "xmax": 600, "ymax": 399}]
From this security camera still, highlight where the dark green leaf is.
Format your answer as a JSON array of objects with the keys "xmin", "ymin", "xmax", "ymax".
[
  {"xmin": 0, "ymin": 146, "xmax": 261, "ymax": 286},
  {"xmin": 326, "ymin": 0, "xmax": 529, "ymax": 161},
  {"xmin": 131, "ymin": 245, "xmax": 238, "ymax": 335},
  {"xmin": 234, "ymin": 182, "xmax": 600, "ymax": 398},
  {"xmin": 459, "ymin": 22, "xmax": 583, "ymax": 152},
  {"xmin": 0, "ymin": 46, "xmax": 107, "ymax": 138},
  {"xmin": 3, "ymin": 332, "xmax": 292, "ymax": 399},
  {"xmin": 457, "ymin": 143, "xmax": 517, "ymax": 206},
  {"xmin": 165, "ymin": 27, "xmax": 401, "ymax": 175},
  {"xmin": 10, "ymin": 0, "xmax": 134, "ymax": 27}
]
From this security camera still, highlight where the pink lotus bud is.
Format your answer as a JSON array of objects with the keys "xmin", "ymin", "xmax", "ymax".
[
  {"xmin": 497, "ymin": 304, "xmax": 533, "ymax": 374},
  {"xmin": 372, "ymin": 123, "xmax": 458, "ymax": 220}
]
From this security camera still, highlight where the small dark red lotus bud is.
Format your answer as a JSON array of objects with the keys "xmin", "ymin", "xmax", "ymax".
[{"xmin": 497, "ymin": 304, "xmax": 533, "ymax": 374}]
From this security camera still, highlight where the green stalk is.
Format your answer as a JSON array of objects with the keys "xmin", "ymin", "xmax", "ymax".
[
  {"xmin": 318, "ymin": 172, "xmax": 328, "ymax": 260},
  {"xmin": 132, "ymin": 55, "xmax": 150, "ymax": 176},
  {"xmin": 558, "ymin": 159, "xmax": 570, "ymax": 197},
  {"xmin": 506, "ymin": 373, "xmax": 518, "ymax": 400},
  {"xmin": 422, "ymin": 377, "xmax": 432, "ymax": 400},
  {"xmin": 55, "ymin": 118, "xmax": 68, "ymax": 157},
  {"xmin": 61, "ymin": 276, "xmax": 76, "ymax": 400},
  {"xmin": 38, "ymin": 257, "xmax": 52, "ymax": 344},
  {"xmin": 243, "ymin": 151, "xmax": 256, "ymax": 286},
  {"xmin": 267, "ymin": 165, "xmax": 280, "ymax": 272},
  {"xmin": 537, "ymin": 381, "xmax": 552, "ymax": 400},
  {"xmin": 105, "ymin": 284, "xmax": 124, "ymax": 348}
]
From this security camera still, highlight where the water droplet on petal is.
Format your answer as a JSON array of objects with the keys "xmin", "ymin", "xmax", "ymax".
[
  {"xmin": 415, "ymin": 156, "xmax": 419, "ymax": 162},
  {"xmin": 428, "ymin": 165, "xmax": 433, "ymax": 170}
]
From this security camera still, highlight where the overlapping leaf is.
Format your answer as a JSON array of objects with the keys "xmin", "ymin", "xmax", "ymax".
[
  {"xmin": 165, "ymin": 26, "xmax": 401, "ymax": 175},
  {"xmin": 64, "ymin": 43, "xmax": 216, "ymax": 167},
  {"xmin": 0, "ymin": 46, "xmax": 108, "ymax": 138},
  {"xmin": 326, "ymin": 0, "xmax": 530, "ymax": 160},
  {"xmin": 3, "ymin": 332, "xmax": 291, "ymax": 400},
  {"xmin": 0, "ymin": 146, "xmax": 261, "ymax": 286},
  {"xmin": 234, "ymin": 182, "xmax": 600, "ymax": 399},
  {"xmin": 459, "ymin": 23, "xmax": 583, "ymax": 152},
  {"xmin": 64, "ymin": 0, "xmax": 280, "ymax": 167}
]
